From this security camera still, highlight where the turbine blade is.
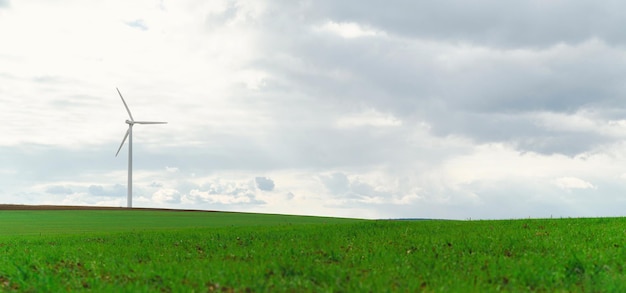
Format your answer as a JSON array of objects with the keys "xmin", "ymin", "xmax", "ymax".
[
  {"xmin": 115, "ymin": 128, "xmax": 130, "ymax": 157},
  {"xmin": 116, "ymin": 88, "xmax": 134, "ymax": 121},
  {"xmin": 133, "ymin": 121, "xmax": 168, "ymax": 124}
]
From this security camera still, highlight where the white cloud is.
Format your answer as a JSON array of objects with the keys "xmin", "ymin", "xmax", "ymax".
[
  {"xmin": 165, "ymin": 167, "xmax": 180, "ymax": 173},
  {"xmin": 533, "ymin": 110, "xmax": 626, "ymax": 138},
  {"xmin": 439, "ymin": 142, "xmax": 612, "ymax": 186},
  {"xmin": 553, "ymin": 177, "xmax": 595, "ymax": 190},
  {"xmin": 336, "ymin": 109, "xmax": 402, "ymax": 128},
  {"xmin": 184, "ymin": 189, "xmax": 256, "ymax": 205},
  {"xmin": 152, "ymin": 188, "xmax": 181, "ymax": 204},
  {"xmin": 315, "ymin": 20, "xmax": 385, "ymax": 38}
]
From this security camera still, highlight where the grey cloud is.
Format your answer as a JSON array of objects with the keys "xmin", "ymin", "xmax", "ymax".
[
  {"xmin": 286, "ymin": 192, "xmax": 295, "ymax": 200},
  {"xmin": 0, "ymin": 0, "xmax": 8, "ymax": 8},
  {"xmin": 321, "ymin": 173, "xmax": 394, "ymax": 200},
  {"xmin": 184, "ymin": 190, "xmax": 264, "ymax": 206},
  {"xmin": 45, "ymin": 185, "xmax": 73, "ymax": 195},
  {"xmin": 175, "ymin": 180, "xmax": 201, "ymax": 195},
  {"xmin": 88, "ymin": 184, "xmax": 126, "ymax": 197},
  {"xmin": 179, "ymin": 178, "xmax": 266, "ymax": 206},
  {"xmin": 320, "ymin": 172, "xmax": 350, "ymax": 195},
  {"xmin": 437, "ymin": 43, "xmax": 626, "ymax": 114},
  {"xmin": 246, "ymin": 3, "xmax": 626, "ymax": 156},
  {"xmin": 350, "ymin": 181, "xmax": 384, "ymax": 198},
  {"xmin": 275, "ymin": 29, "xmax": 619, "ymax": 115},
  {"xmin": 255, "ymin": 176, "xmax": 275, "ymax": 191},
  {"xmin": 514, "ymin": 132, "xmax": 611, "ymax": 156},
  {"xmin": 204, "ymin": 2, "xmax": 238, "ymax": 28},
  {"xmin": 88, "ymin": 185, "xmax": 105, "ymax": 196},
  {"xmin": 426, "ymin": 111, "xmax": 614, "ymax": 156},
  {"xmin": 125, "ymin": 19, "xmax": 148, "ymax": 31},
  {"xmin": 296, "ymin": 0, "xmax": 626, "ymax": 48},
  {"xmin": 158, "ymin": 123, "xmax": 413, "ymax": 172}
]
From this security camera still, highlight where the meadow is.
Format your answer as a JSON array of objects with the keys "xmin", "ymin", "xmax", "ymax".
[{"xmin": 1, "ymin": 209, "xmax": 626, "ymax": 292}]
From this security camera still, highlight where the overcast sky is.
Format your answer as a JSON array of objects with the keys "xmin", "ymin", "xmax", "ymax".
[{"xmin": 2, "ymin": 0, "xmax": 626, "ymax": 219}]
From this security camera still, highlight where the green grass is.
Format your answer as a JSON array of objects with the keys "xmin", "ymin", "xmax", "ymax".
[
  {"xmin": 1, "ymin": 211, "xmax": 626, "ymax": 292},
  {"xmin": 0, "ymin": 210, "xmax": 359, "ymax": 236}
]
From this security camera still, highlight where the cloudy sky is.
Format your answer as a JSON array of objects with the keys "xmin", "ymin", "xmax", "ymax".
[{"xmin": 2, "ymin": 0, "xmax": 626, "ymax": 219}]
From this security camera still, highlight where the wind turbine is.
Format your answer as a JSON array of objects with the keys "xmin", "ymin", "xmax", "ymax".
[{"xmin": 115, "ymin": 88, "xmax": 167, "ymax": 208}]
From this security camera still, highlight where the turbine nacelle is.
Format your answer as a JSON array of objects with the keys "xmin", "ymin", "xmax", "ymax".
[{"xmin": 125, "ymin": 120, "xmax": 167, "ymax": 125}]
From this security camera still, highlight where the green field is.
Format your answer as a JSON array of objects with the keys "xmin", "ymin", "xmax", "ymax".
[
  {"xmin": 1, "ymin": 210, "xmax": 626, "ymax": 292},
  {"xmin": 0, "ymin": 210, "xmax": 359, "ymax": 236}
]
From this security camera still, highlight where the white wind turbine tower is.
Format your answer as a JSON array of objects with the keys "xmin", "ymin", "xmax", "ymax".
[{"xmin": 115, "ymin": 88, "xmax": 167, "ymax": 208}]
